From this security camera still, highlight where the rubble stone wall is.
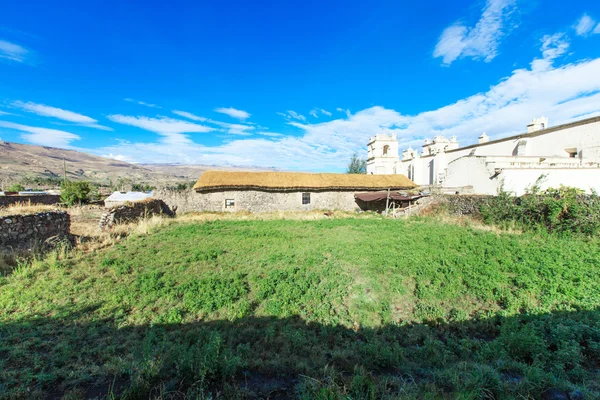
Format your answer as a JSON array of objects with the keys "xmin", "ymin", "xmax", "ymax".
[
  {"xmin": 99, "ymin": 199, "xmax": 175, "ymax": 230},
  {"xmin": 0, "ymin": 211, "xmax": 70, "ymax": 249},
  {"xmin": 0, "ymin": 195, "xmax": 61, "ymax": 207}
]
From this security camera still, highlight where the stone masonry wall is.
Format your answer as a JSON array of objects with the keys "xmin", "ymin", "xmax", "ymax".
[
  {"xmin": 436, "ymin": 195, "xmax": 493, "ymax": 216},
  {"xmin": 99, "ymin": 199, "xmax": 175, "ymax": 230},
  {"xmin": 0, "ymin": 195, "xmax": 61, "ymax": 208},
  {"xmin": 155, "ymin": 189, "xmax": 393, "ymax": 213},
  {"xmin": 0, "ymin": 211, "xmax": 70, "ymax": 250}
]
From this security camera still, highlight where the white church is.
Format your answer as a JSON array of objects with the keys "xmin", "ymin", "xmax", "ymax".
[{"xmin": 367, "ymin": 116, "xmax": 600, "ymax": 195}]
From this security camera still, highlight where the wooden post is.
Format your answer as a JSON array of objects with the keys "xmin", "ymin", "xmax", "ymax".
[
  {"xmin": 63, "ymin": 158, "xmax": 67, "ymax": 186},
  {"xmin": 385, "ymin": 188, "xmax": 390, "ymax": 216}
]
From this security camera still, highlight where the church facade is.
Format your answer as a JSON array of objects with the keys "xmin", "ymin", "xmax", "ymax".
[{"xmin": 367, "ymin": 116, "xmax": 600, "ymax": 195}]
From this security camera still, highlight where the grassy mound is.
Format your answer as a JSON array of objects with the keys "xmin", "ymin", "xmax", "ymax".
[{"xmin": 1, "ymin": 217, "xmax": 599, "ymax": 399}]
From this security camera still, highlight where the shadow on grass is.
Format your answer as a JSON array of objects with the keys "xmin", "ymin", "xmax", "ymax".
[{"xmin": 1, "ymin": 305, "xmax": 599, "ymax": 399}]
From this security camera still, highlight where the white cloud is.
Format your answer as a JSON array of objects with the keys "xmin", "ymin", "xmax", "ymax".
[
  {"xmin": 124, "ymin": 98, "xmax": 161, "ymax": 108},
  {"xmin": 309, "ymin": 108, "xmax": 332, "ymax": 118},
  {"xmin": 0, "ymin": 39, "xmax": 28, "ymax": 63},
  {"xmin": 172, "ymin": 110, "xmax": 207, "ymax": 121},
  {"xmin": 534, "ymin": 33, "xmax": 569, "ymax": 71},
  {"xmin": 107, "ymin": 115, "xmax": 214, "ymax": 145},
  {"xmin": 208, "ymin": 120, "xmax": 254, "ymax": 135},
  {"xmin": 336, "ymin": 108, "xmax": 351, "ymax": 118},
  {"xmin": 595, "ymin": 24, "xmax": 600, "ymax": 34},
  {"xmin": 172, "ymin": 110, "xmax": 254, "ymax": 135},
  {"xmin": 214, "ymin": 107, "xmax": 251, "ymax": 120},
  {"xmin": 12, "ymin": 101, "xmax": 112, "ymax": 130},
  {"xmin": 434, "ymin": 0, "xmax": 517, "ymax": 65},
  {"xmin": 574, "ymin": 14, "xmax": 596, "ymax": 36},
  {"xmin": 278, "ymin": 110, "xmax": 306, "ymax": 122},
  {"xmin": 0, "ymin": 121, "xmax": 80, "ymax": 147},
  {"xmin": 257, "ymin": 132, "xmax": 284, "ymax": 137},
  {"xmin": 96, "ymin": 37, "xmax": 600, "ymax": 172},
  {"xmin": 103, "ymin": 153, "xmax": 129, "ymax": 162}
]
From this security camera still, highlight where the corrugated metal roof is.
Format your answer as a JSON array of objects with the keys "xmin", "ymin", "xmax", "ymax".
[{"xmin": 104, "ymin": 191, "xmax": 154, "ymax": 202}]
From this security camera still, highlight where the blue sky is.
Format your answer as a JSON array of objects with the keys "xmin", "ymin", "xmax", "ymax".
[{"xmin": 1, "ymin": 0, "xmax": 600, "ymax": 172}]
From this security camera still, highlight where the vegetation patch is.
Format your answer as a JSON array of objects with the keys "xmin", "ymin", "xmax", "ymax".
[{"xmin": 0, "ymin": 217, "xmax": 599, "ymax": 398}]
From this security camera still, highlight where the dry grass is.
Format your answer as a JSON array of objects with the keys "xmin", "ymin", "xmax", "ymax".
[
  {"xmin": 193, "ymin": 170, "xmax": 416, "ymax": 191},
  {"xmin": 0, "ymin": 202, "xmax": 60, "ymax": 217}
]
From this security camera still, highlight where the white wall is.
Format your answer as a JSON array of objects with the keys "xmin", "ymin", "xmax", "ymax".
[
  {"xmin": 500, "ymin": 169, "xmax": 600, "ymax": 195},
  {"xmin": 443, "ymin": 157, "xmax": 500, "ymax": 195},
  {"xmin": 399, "ymin": 118, "xmax": 600, "ymax": 192},
  {"xmin": 446, "ymin": 119, "xmax": 600, "ymax": 163}
]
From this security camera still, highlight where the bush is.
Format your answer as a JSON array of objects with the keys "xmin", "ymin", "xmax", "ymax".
[
  {"xmin": 480, "ymin": 182, "xmax": 600, "ymax": 236},
  {"xmin": 60, "ymin": 181, "xmax": 95, "ymax": 206},
  {"xmin": 6, "ymin": 184, "xmax": 25, "ymax": 192},
  {"xmin": 131, "ymin": 183, "xmax": 156, "ymax": 192}
]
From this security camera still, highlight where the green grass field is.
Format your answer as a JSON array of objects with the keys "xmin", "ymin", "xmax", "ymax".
[{"xmin": 1, "ymin": 217, "xmax": 600, "ymax": 399}]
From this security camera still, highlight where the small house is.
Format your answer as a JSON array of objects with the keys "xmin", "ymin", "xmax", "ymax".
[
  {"xmin": 104, "ymin": 191, "xmax": 154, "ymax": 208},
  {"xmin": 191, "ymin": 171, "xmax": 416, "ymax": 212}
]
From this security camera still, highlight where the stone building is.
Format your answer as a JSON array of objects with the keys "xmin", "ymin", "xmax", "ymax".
[
  {"xmin": 190, "ymin": 171, "xmax": 416, "ymax": 213},
  {"xmin": 367, "ymin": 116, "xmax": 600, "ymax": 195}
]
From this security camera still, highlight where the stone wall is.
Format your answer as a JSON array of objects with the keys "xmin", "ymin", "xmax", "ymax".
[
  {"xmin": 0, "ymin": 195, "xmax": 61, "ymax": 208},
  {"xmin": 436, "ymin": 195, "xmax": 493, "ymax": 216},
  {"xmin": 99, "ymin": 199, "xmax": 175, "ymax": 230},
  {"xmin": 155, "ymin": 189, "xmax": 396, "ymax": 213},
  {"xmin": 0, "ymin": 211, "xmax": 70, "ymax": 250}
]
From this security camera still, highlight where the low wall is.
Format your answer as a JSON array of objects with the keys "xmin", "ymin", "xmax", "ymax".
[
  {"xmin": 436, "ymin": 195, "xmax": 493, "ymax": 216},
  {"xmin": 0, "ymin": 195, "xmax": 61, "ymax": 208},
  {"xmin": 154, "ymin": 189, "xmax": 202, "ymax": 214},
  {"xmin": 0, "ymin": 211, "xmax": 70, "ymax": 250},
  {"xmin": 99, "ymin": 199, "xmax": 175, "ymax": 230}
]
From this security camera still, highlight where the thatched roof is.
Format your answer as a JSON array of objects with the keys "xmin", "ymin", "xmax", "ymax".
[{"xmin": 193, "ymin": 171, "xmax": 417, "ymax": 192}]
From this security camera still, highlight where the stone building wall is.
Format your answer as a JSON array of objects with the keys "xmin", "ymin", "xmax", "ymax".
[
  {"xmin": 0, "ymin": 195, "xmax": 61, "ymax": 207},
  {"xmin": 99, "ymin": 199, "xmax": 175, "ymax": 230},
  {"xmin": 155, "ymin": 189, "xmax": 393, "ymax": 213},
  {"xmin": 436, "ymin": 195, "xmax": 492, "ymax": 216},
  {"xmin": 0, "ymin": 211, "xmax": 70, "ymax": 250}
]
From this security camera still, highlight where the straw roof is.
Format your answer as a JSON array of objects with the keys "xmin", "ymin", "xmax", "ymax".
[{"xmin": 193, "ymin": 171, "xmax": 416, "ymax": 192}]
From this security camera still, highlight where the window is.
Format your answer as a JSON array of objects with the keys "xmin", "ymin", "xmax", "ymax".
[
  {"xmin": 565, "ymin": 148, "xmax": 578, "ymax": 158},
  {"xmin": 225, "ymin": 199, "xmax": 235, "ymax": 208},
  {"xmin": 383, "ymin": 145, "xmax": 390, "ymax": 155},
  {"xmin": 302, "ymin": 192, "xmax": 310, "ymax": 205}
]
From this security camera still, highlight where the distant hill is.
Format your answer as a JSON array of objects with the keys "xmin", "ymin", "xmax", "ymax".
[{"xmin": 0, "ymin": 141, "xmax": 273, "ymax": 188}]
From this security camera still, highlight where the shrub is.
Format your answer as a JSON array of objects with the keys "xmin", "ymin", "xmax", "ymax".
[
  {"xmin": 480, "ymin": 182, "xmax": 600, "ymax": 236},
  {"xmin": 60, "ymin": 181, "xmax": 95, "ymax": 206},
  {"xmin": 131, "ymin": 183, "xmax": 156, "ymax": 192},
  {"xmin": 6, "ymin": 184, "xmax": 25, "ymax": 192}
]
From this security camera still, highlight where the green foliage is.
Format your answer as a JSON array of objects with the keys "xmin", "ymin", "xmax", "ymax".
[
  {"xmin": 21, "ymin": 176, "xmax": 63, "ymax": 187},
  {"xmin": 6, "ymin": 183, "xmax": 25, "ymax": 192},
  {"xmin": 481, "ymin": 180, "xmax": 600, "ymax": 235},
  {"xmin": 131, "ymin": 183, "xmax": 156, "ymax": 192},
  {"xmin": 60, "ymin": 180, "xmax": 95, "ymax": 205},
  {"xmin": 347, "ymin": 153, "xmax": 367, "ymax": 174},
  {"xmin": 1, "ymin": 218, "xmax": 600, "ymax": 398}
]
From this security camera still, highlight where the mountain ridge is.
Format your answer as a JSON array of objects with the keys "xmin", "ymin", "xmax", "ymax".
[{"xmin": 0, "ymin": 141, "xmax": 273, "ymax": 187}]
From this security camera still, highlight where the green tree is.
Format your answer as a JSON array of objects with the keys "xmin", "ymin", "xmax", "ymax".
[
  {"xmin": 131, "ymin": 183, "xmax": 156, "ymax": 192},
  {"xmin": 61, "ymin": 181, "xmax": 94, "ymax": 206},
  {"xmin": 6, "ymin": 184, "xmax": 25, "ymax": 192},
  {"xmin": 347, "ymin": 153, "xmax": 367, "ymax": 174}
]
